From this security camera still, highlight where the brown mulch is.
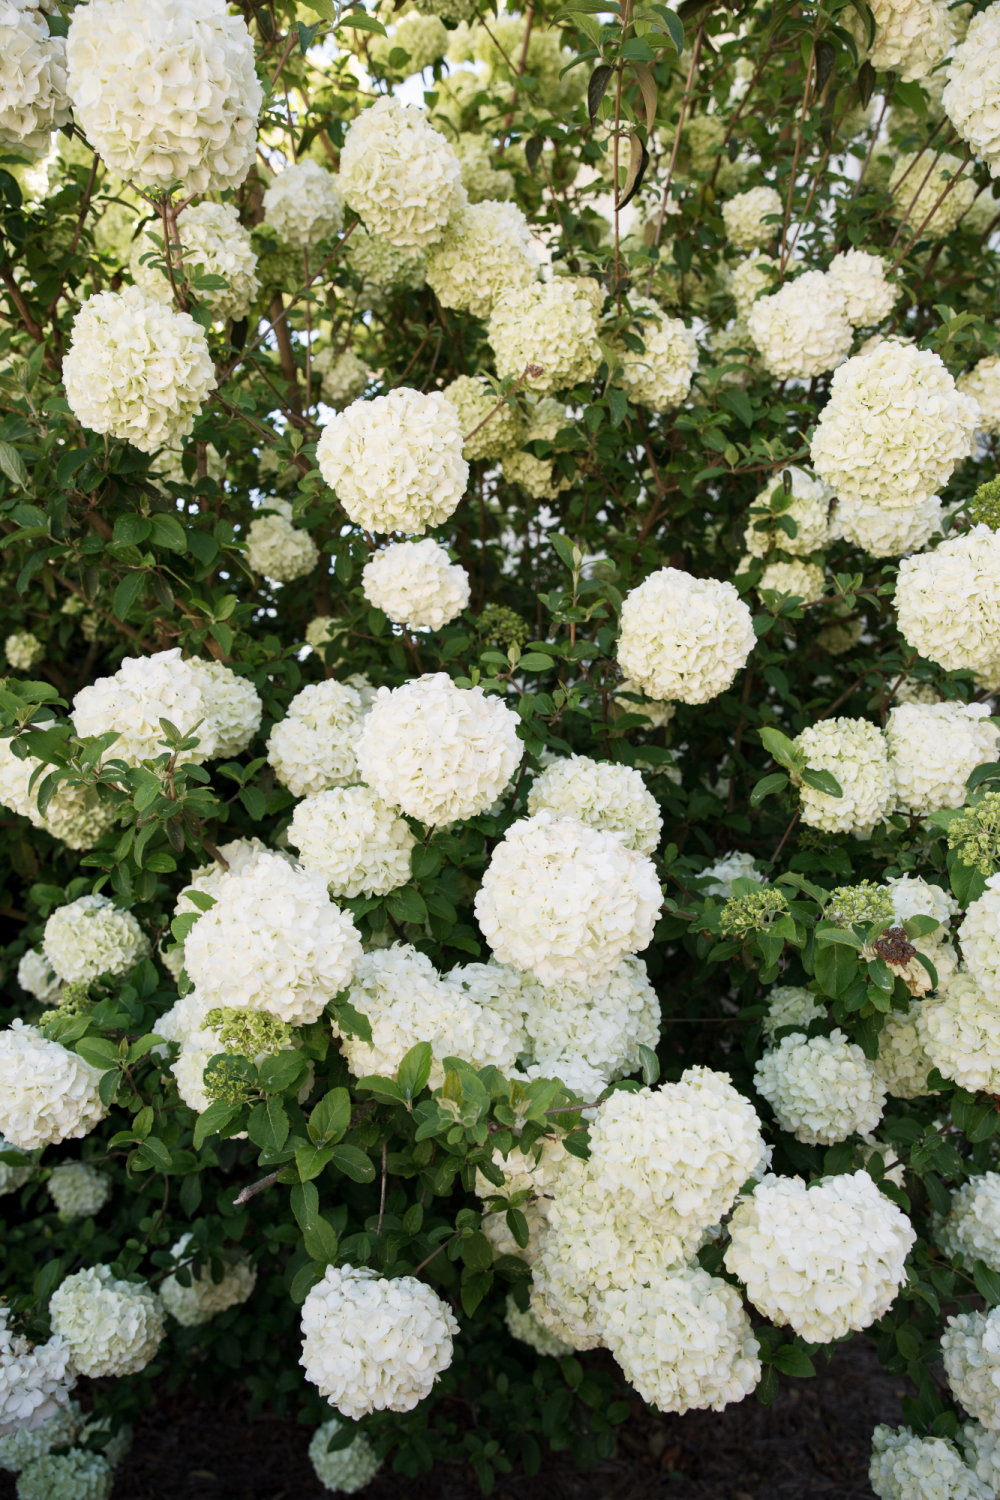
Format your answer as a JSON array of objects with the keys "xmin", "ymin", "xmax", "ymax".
[{"xmin": 0, "ymin": 1336, "xmax": 905, "ymax": 1499}]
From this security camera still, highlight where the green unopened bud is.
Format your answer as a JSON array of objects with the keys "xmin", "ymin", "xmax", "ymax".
[
  {"xmin": 948, "ymin": 791, "xmax": 1000, "ymax": 876},
  {"xmin": 204, "ymin": 1007, "xmax": 293, "ymax": 1060},
  {"xmin": 825, "ymin": 881, "xmax": 895, "ymax": 927},
  {"xmin": 970, "ymin": 476, "xmax": 1000, "ymax": 532},
  {"xmin": 719, "ymin": 887, "xmax": 789, "ymax": 938}
]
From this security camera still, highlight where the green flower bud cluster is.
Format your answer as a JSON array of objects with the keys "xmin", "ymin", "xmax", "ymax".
[
  {"xmin": 204, "ymin": 1008, "xmax": 293, "ymax": 1060},
  {"xmin": 824, "ymin": 882, "xmax": 895, "ymax": 928},
  {"xmin": 476, "ymin": 604, "xmax": 530, "ymax": 651},
  {"xmin": 969, "ymin": 476, "xmax": 1000, "ymax": 532},
  {"xmin": 719, "ymin": 887, "xmax": 789, "ymax": 938},
  {"xmin": 948, "ymin": 791, "xmax": 1000, "ymax": 876}
]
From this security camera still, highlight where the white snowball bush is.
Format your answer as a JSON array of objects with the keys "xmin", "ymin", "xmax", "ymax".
[
  {"xmin": 309, "ymin": 1417, "xmax": 383, "ymax": 1494},
  {"xmin": 0, "ymin": 738, "xmax": 115, "ymax": 852},
  {"xmin": 312, "ymin": 348, "xmax": 371, "ymax": 411},
  {"xmin": 810, "ymin": 342, "xmax": 979, "ymax": 509},
  {"xmin": 46, "ymin": 1164, "xmax": 110, "ymax": 1219},
  {"xmin": 834, "ymin": 493, "xmax": 943, "ymax": 558},
  {"xmin": 16, "ymin": 949, "xmax": 60, "ymax": 1006},
  {"xmin": 726, "ymin": 1172, "xmax": 914, "ymax": 1342},
  {"xmin": 63, "ymin": 287, "xmax": 216, "ymax": 454},
  {"xmin": 487, "ymin": 278, "xmax": 602, "ymax": 396},
  {"xmin": 889, "ymin": 152, "xmax": 977, "ymax": 238},
  {"xmin": 870, "ymin": 1425, "xmax": 989, "ymax": 1500},
  {"xmin": 189, "ymin": 658, "xmax": 262, "ymax": 759},
  {"xmin": 743, "ymin": 467, "xmax": 833, "ymax": 556},
  {"xmin": 0, "ymin": 7, "xmax": 68, "ymax": 159},
  {"xmin": 42, "ymin": 894, "xmax": 149, "ymax": 984},
  {"xmin": 357, "ymin": 673, "xmax": 520, "ymax": 826},
  {"xmin": 474, "ymin": 812, "xmax": 661, "ymax": 983},
  {"xmin": 362, "ymin": 539, "xmax": 470, "ymax": 630},
  {"xmin": 762, "ymin": 984, "xmax": 827, "ymax": 1040},
  {"xmin": 444, "ymin": 373, "xmax": 524, "ymax": 462},
  {"xmin": 49, "ymin": 1266, "xmax": 164, "ymax": 1378},
  {"xmin": 266, "ymin": 679, "xmax": 369, "ymax": 798},
  {"xmin": 130, "ymin": 201, "xmax": 259, "ymax": 322},
  {"xmin": 159, "ymin": 1234, "xmax": 257, "ymax": 1327},
  {"xmin": 504, "ymin": 1297, "xmax": 573, "ymax": 1359},
  {"xmin": 873, "ymin": 1002, "xmax": 938, "ymax": 1098},
  {"xmin": 338, "ymin": 95, "xmax": 465, "ymax": 250},
  {"xmin": 754, "ymin": 1030, "xmax": 886, "ymax": 1143},
  {"xmin": 0, "ymin": 1307, "xmax": 73, "ymax": 1440},
  {"xmin": 300, "ymin": 1266, "xmax": 459, "ymax": 1418},
  {"xmin": 793, "ymin": 717, "xmax": 893, "ymax": 834},
  {"xmin": 317, "ymin": 388, "xmax": 468, "ymax": 536},
  {"xmin": 4, "ymin": 632, "xmax": 42, "ymax": 671},
  {"xmin": 943, "ymin": 1309, "xmax": 1000, "ymax": 1430},
  {"xmin": 721, "ymin": 186, "xmax": 783, "ymax": 250},
  {"xmin": 700, "ymin": 850, "xmax": 763, "ymax": 898},
  {"xmin": 887, "ymin": 702, "xmax": 999, "ymax": 814},
  {"xmin": 960, "ymin": 880, "xmax": 1000, "ymax": 1000},
  {"xmin": 66, "ymin": 0, "xmax": 262, "ymax": 194},
  {"xmin": 617, "ymin": 567, "xmax": 755, "ymax": 705},
  {"xmin": 962, "ymin": 1423, "xmax": 1000, "ymax": 1494},
  {"xmin": 918, "ymin": 970, "xmax": 1000, "ymax": 1092},
  {"xmin": 72, "ymin": 648, "xmax": 221, "ymax": 767},
  {"xmin": 527, "ymin": 753, "xmax": 662, "ymax": 854},
  {"xmin": 263, "ymin": 160, "xmax": 344, "ymax": 247},
  {"xmin": 853, "ymin": 0, "xmax": 954, "ymax": 81},
  {"xmin": 16, "ymin": 1449, "xmax": 113, "ymax": 1500},
  {"xmin": 288, "ymin": 787, "xmax": 416, "ymax": 899},
  {"xmin": 425, "ymin": 200, "xmax": 538, "ymax": 318},
  {"xmin": 614, "ymin": 300, "xmax": 698, "ymax": 411},
  {"xmin": 244, "ymin": 500, "xmax": 318, "ymax": 582},
  {"xmin": 0, "ymin": 1023, "xmax": 106, "ymax": 1152},
  {"xmin": 747, "ymin": 270, "xmax": 853, "ymax": 379},
  {"xmin": 0, "ymin": 1134, "xmax": 33, "ymax": 1198},
  {"xmin": 0, "ymin": 1401, "xmax": 80, "ymax": 1473},
  {"xmin": 753, "ymin": 558, "xmax": 826, "ymax": 603},
  {"xmin": 895, "ymin": 526, "xmax": 1000, "ymax": 674},
  {"xmin": 936, "ymin": 1173, "xmax": 1000, "ymax": 1272},
  {"xmin": 501, "ymin": 397, "xmax": 573, "ymax": 499},
  {"xmin": 826, "ymin": 249, "xmax": 898, "ymax": 327},
  {"xmin": 959, "ymin": 357, "xmax": 1000, "ymax": 436},
  {"xmin": 183, "ymin": 853, "xmax": 363, "ymax": 1025},
  {"xmin": 944, "ymin": 3, "xmax": 1000, "ymax": 178}
]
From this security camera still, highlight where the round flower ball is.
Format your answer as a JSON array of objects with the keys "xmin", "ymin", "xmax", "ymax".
[
  {"xmin": 701, "ymin": 850, "xmax": 763, "ymax": 899},
  {"xmin": 16, "ymin": 1449, "xmax": 113, "ymax": 1500},
  {"xmin": 527, "ymin": 753, "xmax": 662, "ymax": 855},
  {"xmin": 870, "ymin": 1425, "xmax": 987, "ymax": 1500},
  {"xmin": 338, "ymin": 95, "xmax": 465, "ymax": 250},
  {"xmin": 754, "ymin": 1029, "xmax": 887, "ymax": 1144},
  {"xmin": 159, "ymin": 1234, "xmax": 257, "ymax": 1327},
  {"xmin": 63, "ymin": 285, "xmax": 216, "ymax": 455},
  {"xmin": 456, "ymin": 133, "xmax": 514, "ymax": 203},
  {"xmin": 849, "ymin": 0, "xmax": 954, "ymax": 82},
  {"xmin": 0, "ymin": 739, "xmax": 116, "ymax": 852},
  {"xmin": 935, "ymin": 1172, "xmax": 1000, "ymax": 1272},
  {"xmin": 810, "ymin": 341, "xmax": 979, "ymax": 509},
  {"xmin": 0, "ymin": 6, "xmax": 69, "ymax": 160},
  {"xmin": 962, "ymin": 1422, "xmax": 1000, "ymax": 1495},
  {"xmin": 504, "ymin": 1296, "xmax": 573, "ymax": 1359},
  {"xmin": 725, "ymin": 1172, "xmax": 915, "ymax": 1343},
  {"xmin": 245, "ymin": 500, "xmax": 318, "ymax": 583},
  {"xmin": 488, "ymin": 277, "xmax": 602, "ymax": 396},
  {"xmin": 601, "ymin": 1266, "xmax": 761, "ymax": 1415},
  {"xmin": 918, "ymin": 970, "xmax": 1000, "ymax": 1092},
  {"xmin": 66, "ymin": 0, "xmax": 262, "ymax": 194},
  {"xmin": 71, "ymin": 646, "xmax": 227, "ymax": 767},
  {"xmin": 747, "ymin": 269, "xmax": 853, "ymax": 380},
  {"xmin": 613, "ymin": 299, "xmax": 698, "ymax": 413},
  {"xmin": 5, "ymin": 632, "xmax": 43, "ymax": 672},
  {"xmin": 743, "ymin": 466, "xmax": 833, "ymax": 558},
  {"xmin": 834, "ymin": 493, "xmax": 943, "ymax": 558},
  {"xmin": 501, "ymin": 398, "xmax": 573, "ymax": 499},
  {"xmin": 889, "ymin": 151, "xmax": 977, "ymax": 238},
  {"xmin": 43, "ymin": 894, "xmax": 149, "ymax": 985},
  {"xmin": 0, "ymin": 1401, "xmax": 81, "ymax": 1474},
  {"xmin": 895, "ymin": 526, "xmax": 1000, "ymax": 674},
  {"xmin": 49, "ymin": 1265, "xmax": 164, "ymax": 1378},
  {"xmin": 130, "ymin": 201, "xmax": 259, "ymax": 323},
  {"xmin": 762, "ymin": 985, "xmax": 827, "ymax": 1041},
  {"xmin": 826, "ymin": 248, "xmax": 898, "ymax": 327},
  {"xmin": 442, "ymin": 373, "xmax": 523, "ymax": 463},
  {"xmin": 46, "ymin": 1163, "xmax": 110, "ymax": 1220},
  {"xmin": 0, "ymin": 1022, "xmax": 106, "ymax": 1152},
  {"xmin": 943, "ymin": 1308, "xmax": 1000, "ymax": 1431},
  {"xmin": 721, "ymin": 186, "xmax": 783, "ymax": 251},
  {"xmin": 873, "ymin": 1001, "xmax": 938, "ymax": 1098},
  {"xmin": 300, "ymin": 1266, "xmax": 459, "ymax": 1419},
  {"xmin": 309, "ymin": 1416, "xmax": 382, "ymax": 1495},
  {"xmin": 474, "ymin": 812, "xmax": 661, "ymax": 984},
  {"xmin": 0, "ymin": 1133, "xmax": 33, "ymax": 1198},
  {"xmin": 425, "ymin": 199, "xmax": 538, "ymax": 319},
  {"xmin": 943, "ymin": 3, "xmax": 1000, "ymax": 179},
  {"xmin": 183, "ymin": 853, "xmax": 363, "ymax": 1026},
  {"xmin": 753, "ymin": 559, "xmax": 826, "ymax": 605},
  {"xmin": 959, "ymin": 357, "xmax": 1000, "ymax": 437},
  {"xmin": 189, "ymin": 658, "xmax": 262, "ymax": 760},
  {"xmin": 730, "ymin": 252, "xmax": 785, "ymax": 320},
  {"xmin": 356, "ymin": 672, "xmax": 519, "ymax": 826},
  {"xmin": 288, "ymin": 786, "xmax": 416, "ymax": 900},
  {"xmin": 887, "ymin": 702, "xmax": 999, "ymax": 814},
  {"xmin": 0, "ymin": 1304, "xmax": 74, "ymax": 1441},
  {"xmin": 312, "ymin": 348, "xmax": 371, "ymax": 411},
  {"xmin": 266, "ymin": 679, "xmax": 369, "ymax": 799},
  {"xmin": 345, "ymin": 226, "xmax": 426, "ymax": 298},
  {"xmin": 263, "ymin": 159, "xmax": 344, "ymax": 248},
  {"xmin": 960, "ymin": 879, "xmax": 1000, "ymax": 1001},
  {"xmin": 362, "ymin": 539, "xmax": 469, "ymax": 631},
  {"xmin": 617, "ymin": 567, "xmax": 755, "ymax": 705},
  {"xmin": 793, "ymin": 717, "xmax": 893, "ymax": 835},
  {"xmin": 317, "ymin": 387, "xmax": 468, "ymax": 536}
]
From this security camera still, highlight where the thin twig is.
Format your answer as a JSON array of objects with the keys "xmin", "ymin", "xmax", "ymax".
[
  {"xmin": 234, "ymin": 1169, "xmax": 284, "ymax": 1206},
  {"xmin": 771, "ymin": 808, "xmax": 800, "ymax": 864},
  {"xmin": 652, "ymin": 25, "xmax": 705, "ymax": 251},
  {"xmin": 462, "ymin": 364, "xmax": 542, "ymax": 443},
  {"xmin": 890, "ymin": 152, "xmax": 972, "ymax": 274},
  {"xmin": 779, "ymin": 38, "xmax": 815, "ymax": 276},
  {"xmin": 377, "ymin": 1142, "xmax": 388, "ymax": 1236}
]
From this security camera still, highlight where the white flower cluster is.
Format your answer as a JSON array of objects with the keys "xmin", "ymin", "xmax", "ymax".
[
  {"xmin": 943, "ymin": 1308, "xmax": 1000, "ymax": 1430},
  {"xmin": 852, "ymin": 0, "xmax": 954, "ymax": 81},
  {"xmin": 16, "ymin": 1448, "xmax": 113, "ymax": 1500},
  {"xmin": 43, "ymin": 894, "xmax": 149, "ymax": 985},
  {"xmin": 130, "ymin": 201, "xmax": 259, "ymax": 322},
  {"xmin": 66, "ymin": 0, "xmax": 262, "ymax": 194},
  {"xmin": 834, "ymin": 492, "xmax": 943, "ymax": 558},
  {"xmin": 811, "ymin": 342, "xmax": 979, "ymax": 509},
  {"xmin": 300, "ymin": 1266, "xmax": 459, "ymax": 1418},
  {"xmin": 308, "ymin": 1416, "xmax": 383, "ymax": 1494},
  {"xmin": 721, "ymin": 186, "xmax": 783, "ymax": 250},
  {"xmin": 871, "ymin": 1425, "xmax": 990, "ymax": 1500},
  {"xmin": 263, "ymin": 160, "xmax": 343, "ymax": 247},
  {"xmin": 266, "ymin": 679, "xmax": 369, "ymax": 799},
  {"xmin": 873, "ymin": 1001, "xmax": 938, "ymax": 1098},
  {"xmin": 748, "ymin": 270, "xmax": 853, "ymax": 380},
  {"xmin": 443, "ymin": 374, "xmax": 523, "ymax": 462},
  {"xmin": 362, "ymin": 539, "xmax": 470, "ymax": 631},
  {"xmin": 917, "ymin": 970, "xmax": 1000, "ymax": 1092},
  {"xmin": 962, "ymin": 1423, "xmax": 1000, "ymax": 1494},
  {"xmin": 504, "ymin": 1296, "xmax": 573, "ymax": 1358},
  {"xmin": 475, "ymin": 812, "xmax": 661, "ymax": 984},
  {"xmin": 338, "ymin": 945, "xmax": 522, "ymax": 1084},
  {"xmin": 16, "ymin": 949, "xmax": 60, "ymax": 1005},
  {"xmin": 4, "ymin": 632, "xmax": 42, "ymax": 671},
  {"xmin": 793, "ymin": 716, "xmax": 893, "ymax": 834},
  {"xmin": 527, "ymin": 754, "xmax": 662, "ymax": 855},
  {"xmin": 944, "ymin": 3, "xmax": 1000, "ymax": 179},
  {"xmin": 936, "ymin": 1172, "xmax": 1000, "ymax": 1271},
  {"xmin": 425, "ymin": 200, "xmax": 538, "ymax": 319},
  {"xmin": 959, "ymin": 357, "xmax": 1000, "ymax": 436},
  {"xmin": 0, "ymin": 1133, "xmax": 32, "ymax": 1198},
  {"xmin": 49, "ymin": 1265, "xmax": 163, "ymax": 1378},
  {"xmin": 318, "ymin": 387, "xmax": 468, "ymax": 536},
  {"xmin": 0, "ymin": 1306, "xmax": 73, "ymax": 1440},
  {"xmin": 174, "ymin": 837, "xmax": 276, "ymax": 924},
  {"xmin": 73, "ymin": 648, "xmax": 215, "ymax": 766},
  {"xmin": 501, "ymin": 397, "xmax": 573, "ymax": 499},
  {"xmin": 0, "ymin": 738, "xmax": 116, "ymax": 852},
  {"xmin": 617, "ymin": 567, "xmax": 755, "ymax": 705},
  {"xmin": 889, "ymin": 872, "xmax": 958, "ymax": 932},
  {"xmin": 754, "ymin": 1030, "xmax": 886, "ymax": 1143},
  {"xmin": 701, "ymin": 850, "xmax": 762, "ymax": 898},
  {"xmin": 46, "ymin": 1163, "xmax": 110, "ymax": 1219},
  {"xmin": 312, "ymin": 348, "xmax": 371, "ymax": 411},
  {"xmin": 455, "ymin": 133, "xmax": 513, "ymax": 203},
  {"xmin": 63, "ymin": 286, "xmax": 216, "ymax": 454},
  {"xmin": 371, "ymin": 10, "xmax": 449, "ymax": 75},
  {"xmin": 0, "ymin": 1023, "xmax": 105, "ymax": 1152},
  {"xmin": 743, "ymin": 466, "xmax": 832, "ymax": 557},
  {"xmin": 345, "ymin": 227, "xmax": 426, "ymax": 297},
  {"xmin": 826, "ymin": 248, "xmax": 898, "ymax": 327},
  {"xmin": 357, "ymin": 672, "xmax": 519, "ymax": 826},
  {"xmin": 752, "ymin": 558, "xmax": 826, "ymax": 604},
  {"xmin": 0, "ymin": 1400, "xmax": 80, "ymax": 1473},
  {"xmin": 159, "ymin": 1234, "xmax": 257, "ymax": 1327},
  {"xmin": 488, "ymin": 278, "xmax": 602, "ymax": 396},
  {"xmin": 288, "ymin": 787, "xmax": 415, "ymax": 900},
  {"xmin": 184, "ymin": 853, "xmax": 363, "ymax": 1026},
  {"xmin": 726, "ymin": 1172, "xmax": 914, "ymax": 1342},
  {"xmin": 245, "ymin": 499, "xmax": 318, "ymax": 582},
  {"xmin": 730, "ymin": 253, "xmax": 784, "ymax": 319},
  {"xmin": 190, "ymin": 659, "xmax": 261, "ymax": 759},
  {"xmin": 961, "ymin": 880, "xmax": 1000, "ymax": 1001},
  {"xmin": 887, "ymin": 702, "xmax": 999, "ymax": 814},
  {"xmin": 889, "ymin": 152, "xmax": 977, "ymax": 238},
  {"xmin": 614, "ymin": 300, "xmax": 698, "ymax": 412},
  {"xmin": 762, "ymin": 985, "xmax": 827, "ymax": 1040},
  {"xmin": 0, "ymin": 5, "xmax": 68, "ymax": 160},
  {"xmin": 895, "ymin": 526, "xmax": 1000, "ymax": 675},
  {"xmin": 338, "ymin": 95, "xmax": 465, "ymax": 250}
]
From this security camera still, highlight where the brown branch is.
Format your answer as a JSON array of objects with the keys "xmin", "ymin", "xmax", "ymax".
[
  {"xmin": 779, "ymin": 39, "xmax": 815, "ymax": 276},
  {"xmin": 889, "ymin": 152, "xmax": 972, "ymax": 274},
  {"xmin": 233, "ymin": 1169, "xmax": 284, "ymax": 1206},
  {"xmin": 463, "ymin": 364, "xmax": 541, "ymax": 444},
  {"xmin": 652, "ymin": 25, "xmax": 705, "ymax": 251},
  {"xmin": 0, "ymin": 267, "xmax": 44, "ymax": 344}
]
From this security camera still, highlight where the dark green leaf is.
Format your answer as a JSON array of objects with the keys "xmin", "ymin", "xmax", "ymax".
[
  {"xmin": 398, "ymin": 1041, "xmax": 433, "ymax": 1102},
  {"xmin": 329, "ymin": 1144, "xmax": 376, "ymax": 1183}
]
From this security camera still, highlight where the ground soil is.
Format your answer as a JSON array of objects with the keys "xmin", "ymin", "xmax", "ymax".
[{"xmin": 0, "ymin": 1335, "xmax": 905, "ymax": 1500}]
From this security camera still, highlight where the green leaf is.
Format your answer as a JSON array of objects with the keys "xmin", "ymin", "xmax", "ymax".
[
  {"xmin": 755, "ymin": 1364, "xmax": 780, "ymax": 1406},
  {"xmin": 518, "ymin": 653, "xmax": 558, "ymax": 671},
  {"xmin": 194, "ymin": 1100, "xmax": 236, "ymax": 1149},
  {"xmin": 460, "ymin": 1269, "xmax": 493, "ymax": 1317},
  {"xmin": 307, "ymin": 1087, "xmax": 351, "ymax": 1146},
  {"xmin": 801, "ymin": 768, "xmax": 843, "ymax": 799},
  {"xmin": 303, "ymin": 1214, "xmax": 339, "ymax": 1265},
  {"xmin": 398, "ymin": 1041, "xmax": 433, "ymax": 1102},
  {"xmin": 815, "ymin": 925, "xmax": 865, "ymax": 949},
  {"xmin": 0, "ymin": 441, "xmax": 29, "ymax": 491},
  {"xmin": 718, "ymin": 388, "xmax": 754, "ymax": 428},
  {"xmin": 354, "ymin": 1074, "xmax": 406, "ymax": 1105},
  {"xmin": 751, "ymin": 772, "xmax": 789, "ymax": 806},
  {"xmin": 290, "ymin": 1261, "xmax": 326, "ymax": 1305},
  {"xmin": 149, "ymin": 513, "xmax": 188, "ymax": 552},
  {"xmin": 638, "ymin": 1043, "xmax": 659, "ymax": 1086},
  {"xmin": 257, "ymin": 1049, "xmax": 309, "ymax": 1095},
  {"xmin": 759, "ymin": 726, "xmax": 800, "ymax": 772},
  {"xmin": 137, "ymin": 1135, "xmax": 172, "ymax": 1171},
  {"xmin": 113, "ymin": 513, "xmax": 151, "ymax": 546},
  {"xmin": 330, "ymin": 1144, "xmax": 376, "ymax": 1183},
  {"xmin": 98, "ymin": 1069, "xmax": 121, "ymax": 1108},
  {"xmin": 247, "ymin": 1097, "xmax": 289, "ymax": 1153},
  {"xmin": 75, "ymin": 1037, "xmax": 120, "ymax": 1070},
  {"xmin": 337, "ymin": 9, "xmax": 386, "ymax": 33},
  {"xmin": 301, "ymin": 0, "xmax": 337, "ymax": 15},
  {"xmin": 239, "ymin": 786, "xmax": 268, "ymax": 821},
  {"xmin": 113, "ymin": 572, "xmax": 147, "ymax": 621},
  {"xmin": 505, "ymin": 1208, "xmax": 530, "ymax": 1249},
  {"xmin": 295, "ymin": 1142, "xmax": 336, "ymax": 1181},
  {"xmin": 386, "ymin": 886, "xmax": 428, "ymax": 925},
  {"xmin": 814, "ymin": 940, "xmax": 859, "ymax": 998},
  {"xmin": 171, "ymin": 911, "xmax": 201, "ymax": 944},
  {"xmin": 290, "ymin": 1180, "xmax": 319, "ymax": 1234},
  {"xmin": 769, "ymin": 1344, "xmax": 816, "ymax": 1378},
  {"xmin": 974, "ymin": 1260, "xmax": 1000, "ymax": 1306},
  {"xmin": 329, "ymin": 999, "xmax": 373, "ymax": 1044},
  {"xmin": 461, "ymin": 1231, "xmax": 494, "ymax": 1272}
]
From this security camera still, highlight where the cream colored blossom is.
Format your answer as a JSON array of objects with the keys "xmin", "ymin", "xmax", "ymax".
[
  {"xmin": 425, "ymin": 200, "xmax": 537, "ymax": 319},
  {"xmin": 338, "ymin": 95, "xmax": 465, "ymax": 250}
]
